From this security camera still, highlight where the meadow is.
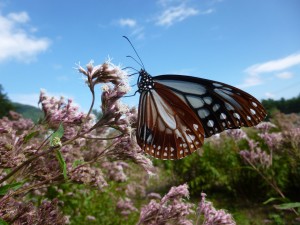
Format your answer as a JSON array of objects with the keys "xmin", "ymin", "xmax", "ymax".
[{"xmin": 0, "ymin": 61, "xmax": 299, "ymax": 225}]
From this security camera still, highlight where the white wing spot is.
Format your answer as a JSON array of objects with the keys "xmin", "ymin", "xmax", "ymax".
[
  {"xmin": 233, "ymin": 113, "xmax": 241, "ymax": 120},
  {"xmin": 164, "ymin": 147, "xmax": 168, "ymax": 150},
  {"xmin": 222, "ymin": 87, "xmax": 232, "ymax": 91},
  {"xmin": 171, "ymin": 147, "xmax": 175, "ymax": 152},
  {"xmin": 180, "ymin": 150, "xmax": 183, "ymax": 155},
  {"xmin": 213, "ymin": 83, "xmax": 222, "ymax": 87},
  {"xmin": 213, "ymin": 104, "xmax": 220, "ymax": 112},
  {"xmin": 252, "ymin": 102, "xmax": 258, "ymax": 107},
  {"xmin": 190, "ymin": 135, "xmax": 196, "ymax": 141},
  {"xmin": 153, "ymin": 145, "xmax": 156, "ymax": 148},
  {"xmin": 157, "ymin": 146, "xmax": 161, "ymax": 150},
  {"xmin": 164, "ymin": 152, "xmax": 167, "ymax": 157},
  {"xmin": 157, "ymin": 80, "xmax": 207, "ymax": 95},
  {"xmin": 247, "ymin": 116, "xmax": 251, "ymax": 120},
  {"xmin": 171, "ymin": 153, "xmax": 174, "ymax": 157},
  {"xmin": 151, "ymin": 150, "xmax": 154, "ymax": 153},
  {"xmin": 157, "ymin": 151, "xmax": 160, "ymax": 155},
  {"xmin": 187, "ymin": 95, "xmax": 205, "ymax": 108},
  {"xmin": 193, "ymin": 124, "xmax": 199, "ymax": 130},
  {"xmin": 146, "ymin": 147, "xmax": 149, "ymax": 151},
  {"xmin": 225, "ymin": 103, "xmax": 234, "ymax": 110},
  {"xmin": 198, "ymin": 109, "xmax": 210, "ymax": 119},
  {"xmin": 195, "ymin": 141, "xmax": 200, "ymax": 145},
  {"xmin": 183, "ymin": 143, "xmax": 187, "ymax": 148},
  {"xmin": 185, "ymin": 149, "xmax": 189, "ymax": 152},
  {"xmin": 207, "ymin": 120, "xmax": 214, "ymax": 127},
  {"xmin": 222, "ymin": 122, "xmax": 226, "ymax": 127},
  {"xmin": 220, "ymin": 113, "xmax": 227, "ymax": 120},
  {"xmin": 250, "ymin": 109, "xmax": 256, "ymax": 115},
  {"xmin": 204, "ymin": 97, "xmax": 212, "ymax": 105}
]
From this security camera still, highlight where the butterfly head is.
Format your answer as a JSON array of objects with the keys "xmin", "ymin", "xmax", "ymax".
[{"xmin": 137, "ymin": 69, "xmax": 154, "ymax": 93}]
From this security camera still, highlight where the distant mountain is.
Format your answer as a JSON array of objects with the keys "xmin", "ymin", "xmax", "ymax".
[{"xmin": 12, "ymin": 102, "xmax": 43, "ymax": 123}]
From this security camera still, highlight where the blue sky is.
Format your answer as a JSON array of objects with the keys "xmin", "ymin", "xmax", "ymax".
[{"xmin": 0, "ymin": 0, "xmax": 299, "ymax": 111}]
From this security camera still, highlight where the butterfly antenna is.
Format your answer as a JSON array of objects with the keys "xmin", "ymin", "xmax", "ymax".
[
  {"xmin": 123, "ymin": 36, "xmax": 145, "ymax": 70},
  {"xmin": 124, "ymin": 90, "xmax": 139, "ymax": 98},
  {"xmin": 126, "ymin": 55, "xmax": 144, "ymax": 69},
  {"xmin": 122, "ymin": 66, "xmax": 139, "ymax": 72}
]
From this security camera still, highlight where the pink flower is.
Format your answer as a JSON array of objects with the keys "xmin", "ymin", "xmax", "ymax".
[
  {"xmin": 198, "ymin": 192, "xmax": 236, "ymax": 225},
  {"xmin": 226, "ymin": 129, "xmax": 247, "ymax": 140},
  {"xmin": 138, "ymin": 184, "xmax": 194, "ymax": 225},
  {"xmin": 255, "ymin": 122, "xmax": 276, "ymax": 133}
]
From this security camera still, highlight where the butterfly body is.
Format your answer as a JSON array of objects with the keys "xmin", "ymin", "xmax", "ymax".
[{"xmin": 136, "ymin": 69, "xmax": 267, "ymax": 160}]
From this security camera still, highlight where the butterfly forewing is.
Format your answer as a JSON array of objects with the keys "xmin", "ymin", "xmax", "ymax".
[
  {"xmin": 154, "ymin": 75, "xmax": 267, "ymax": 138},
  {"xmin": 137, "ymin": 82, "xmax": 205, "ymax": 159}
]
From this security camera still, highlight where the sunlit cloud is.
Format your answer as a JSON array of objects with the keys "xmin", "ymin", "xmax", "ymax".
[
  {"xmin": 245, "ymin": 53, "xmax": 300, "ymax": 75},
  {"xmin": 10, "ymin": 90, "xmax": 76, "ymax": 107},
  {"xmin": 155, "ymin": 4, "xmax": 199, "ymax": 27},
  {"xmin": 276, "ymin": 71, "xmax": 294, "ymax": 79},
  {"xmin": 265, "ymin": 92, "xmax": 275, "ymax": 99},
  {"xmin": 117, "ymin": 18, "xmax": 144, "ymax": 40},
  {"xmin": 0, "ymin": 11, "xmax": 51, "ymax": 63},
  {"xmin": 239, "ymin": 53, "xmax": 300, "ymax": 88},
  {"xmin": 9, "ymin": 93, "xmax": 40, "ymax": 107},
  {"xmin": 118, "ymin": 18, "xmax": 137, "ymax": 28}
]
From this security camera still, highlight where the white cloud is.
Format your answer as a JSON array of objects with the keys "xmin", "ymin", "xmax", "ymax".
[
  {"xmin": 9, "ymin": 93, "xmax": 40, "ymax": 107},
  {"xmin": 7, "ymin": 11, "xmax": 29, "ymax": 23},
  {"xmin": 0, "ymin": 11, "xmax": 50, "ymax": 63},
  {"xmin": 240, "ymin": 53, "xmax": 300, "ymax": 88},
  {"xmin": 117, "ymin": 18, "xmax": 144, "ymax": 40},
  {"xmin": 265, "ymin": 92, "xmax": 275, "ymax": 99},
  {"xmin": 10, "ymin": 91, "xmax": 75, "ymax": 107},
  {"xmin": 155, "ymin": 4, "xmax": 199, "ymax": 27},
  {"xmin": 276, "ymin": 71, "xmax": 294, "ymax": 79},
  {"xmin": 245, "ymin": 53, "xmax": 300, "ymax": 76},
  {"xmin": 118, "ymin": 18, "xmax": 137, "ymax": 28},
  {"xmin": 238, "ymin": 74, "xmax": 263, "ymax": 88}
]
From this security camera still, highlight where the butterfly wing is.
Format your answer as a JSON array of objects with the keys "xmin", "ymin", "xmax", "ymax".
[
  {"xmin": 137, "ymin": 82, "xmax": 205, "ymax": 159},
  {"xmin": 153, "ymin": 75, "xmax": 267, "ymax": 138}
]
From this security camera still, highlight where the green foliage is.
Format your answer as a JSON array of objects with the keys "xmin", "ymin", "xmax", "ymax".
[
  {"xmin": 12, "ymin": 102, "xmax": 43, "ymax": 123},
  {"xmin": 44, "ymin": 182, "xmax": 139, "ymax": 225},
  {"xmin": 0, "ymin": 218, "xmax": 8, "ymax": 225},
  {"xmin": 0, "ymin": 182, "xmax": 24, "ymax": 195},
  {"xmin": 262, "ymin": 94, "xmax": 300, "ymax": 114},
  {"xmin": 0, "ymin": 84, "xmax": 15, "ymax": 118}
]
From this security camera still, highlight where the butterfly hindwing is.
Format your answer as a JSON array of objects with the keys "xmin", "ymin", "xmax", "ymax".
[
  {"xmin": 137, "ymin": 82, "xmax": 205, "ymax": 159},
  {"xmin": 154, "ymin": 75, "xmax": 267, "ymax": 138}
]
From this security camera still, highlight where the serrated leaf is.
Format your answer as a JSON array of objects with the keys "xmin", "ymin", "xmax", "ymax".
[
  {"xmin": 0, "ymin": 182, "xmax": 24, "ymax": 195},
  {"xmin": 50, "ymin": 124, "xmax": 64, "ymax": 146},
  {"xmin": 274, "ymin": 202, "xmax": 300, "ymax": 210},
  {"xmin": 24, "ymin": 131, "xmax": 39, "ymax": 143},
  {"xmin": 55, "ymin": 149, "xmax": 68, "ymax": 180},
  {"xmin": 0, "ymin": 218, "xmax": 8, "ymax": 225}
]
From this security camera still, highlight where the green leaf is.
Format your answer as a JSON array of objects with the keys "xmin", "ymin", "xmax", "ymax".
[
  {"xmin": 0, "ymin": 218, "xmax": 8, "ymax": 225},
  {"xmin": 263, "ymin": 197, "xmax": 279, "ymax": 205},
  {"xmin": 0, "ymin": 182, "xmax": 24, "ymax": 195},
  {"xmin": 23, "ymin": 131, "xmax": 39, "ymax": 143},
  {"xmin": 72, "ymin": 159, "xmax": 84, "ymax": 168},
  {"xmin": 55, "ymin": 149, "xmax": 68, "ymax": 180},
  {"xmin": 274, "ymin": 202, "xmax": 300, "ymax": 210},
  {"xmin": 50, "ymin": 124, "xmax": 64, "ymax": 147}
]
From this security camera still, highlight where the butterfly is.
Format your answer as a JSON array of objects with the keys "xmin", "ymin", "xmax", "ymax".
[{"xmin": 124, "ymin": 37, "xmax": 267, "ymax": 160}]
